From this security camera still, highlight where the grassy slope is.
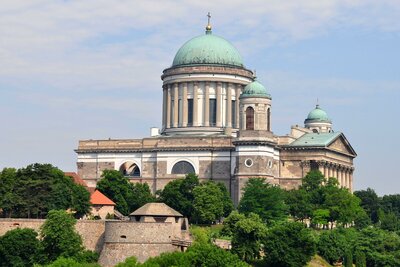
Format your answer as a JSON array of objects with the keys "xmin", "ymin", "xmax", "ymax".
[{"xmin": 307, "ymin": 255, "xmax": 333, "ymax": 267}]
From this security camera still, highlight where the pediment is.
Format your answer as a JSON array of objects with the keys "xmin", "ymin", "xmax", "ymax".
[{"xmin": 327, "ymin": 135, "xmax": 356, "ymax": 156}]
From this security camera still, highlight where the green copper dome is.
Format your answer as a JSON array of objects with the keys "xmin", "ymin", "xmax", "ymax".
[
  {"xmin": 305, "ymin": 105, "xmax": 331, "ymax": 122},
  {"xmin": 172, "ymin": 31, "xmax": 243, "ymax": 67},
  {"xmin": 240, "ymin": 80, "xmax": 271, "ymax": 99}
]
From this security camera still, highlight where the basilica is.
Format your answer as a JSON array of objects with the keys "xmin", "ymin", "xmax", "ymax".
[{"xmin": 75, "ymin": 20, "xmax": 356, "ymax": 204}]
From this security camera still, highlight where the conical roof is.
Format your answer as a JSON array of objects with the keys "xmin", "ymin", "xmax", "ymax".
[{"xmin": 130, "ymin": 203, "xmax": 183, "ymax": 217}]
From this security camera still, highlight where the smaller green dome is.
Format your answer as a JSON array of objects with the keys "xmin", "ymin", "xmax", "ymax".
[
  {"xmin": 240, "ymin": 80, "xmax": 271, "ymax": 99},
  {"xmin": 305, "ymin": 105, "xmax": 331, "ymax": 122}
]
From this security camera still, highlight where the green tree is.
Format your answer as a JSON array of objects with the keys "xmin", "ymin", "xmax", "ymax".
[
  {"xmin": 311, "ymin": 208, "xmax": 330, "ymax": 228},
  {"xmin": 0, "ymin": 168, "xmax": 19, "ymax": 218},
  {"xmin": 216, "ymin": 182, "xmax": 234, "ymax": 217},
  {"xmin": 322, "ymin": 179, "xmax": 365, "ymax": 226},
  {"xmin": 238, "ymin": 178, "xmax": 287, "ymax": 224},
  {"xmin": 344, "ymin": 250, "xmax": 353, "ymax": 267},
  {"xmin": 355, "ymin": 227, "xmax": 400, "ymax": 266},
  {"xmin": 285, "ymin": 188, "xmax": 312, "ymax": 222},
  {"xmin": 300, "ymin": 170, "xmax": 325, "ymax": 192},
  {"xmin": 187, "ymin": 242, "xmax": 249, "ymax": 267},
  {"xmin": 229, "ymin": 213, "xmax": 267, "ymax": 262},
  {"xmin": 263, "ymin": 222, "xmax": 316, "ymax": 267},
  {"xmin": 192, "ymin": 181, "xmax": 225, "ymax": 224},
  {"xmin": 379, "ymin": 211, "xmax": 400, "ymax": 231},
  {"xmin": 141, "ymin": 252, "xmax": 191, "ymax": 267},
  {"xmin": 380, "ymin": 194, "xmax": 400, "ymax": 218},
  {"xmin": 40, "ymin": 210, "xmax": 83, "ymax": 262},
  {"xmin": 115, "ymin": 256, "xmax": 142, "ymax": 267},
  {"xmin": 96, "ymin": 170, "xmax": 133, "ymax": 215},
  {"xmin": 221, "ymin": 211, "xmax": 246, "ymax": 237},
  {"xmin": 354, "ymin": 249, "xmax": 366, "ymax": 267},
  {"xmin": 318, "ymin": 229, "xmax": 349, "ymax": 264},
  {"xmin": 158, "ymin": 173, "xmax": 199, "ymax": 220},
  {"xmin": 0, "ymin": 164, "xmax": 90, "ymax": 218},
  {"xmin": 0, "ymin": 228, "xmax": 43, "ymax": 267},
  {"xmin": 131, "ymin": 182, "xmax": 156, "ymax": 212},
  {"xmin": 354, "ymin": 188, "xmax": 380, "ymax": 224},
  {"xmin": 43, "ymin": 257, "xmax": 100, "ymax": 267}
]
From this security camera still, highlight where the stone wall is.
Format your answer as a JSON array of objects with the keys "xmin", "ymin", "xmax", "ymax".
[
  {"xmin": 0, "ymin": 219, "xmax": 105, "ymax": 253},
  {"xmin": 99, "ymin": 243, "xmax": 177, "ymax": 266}
]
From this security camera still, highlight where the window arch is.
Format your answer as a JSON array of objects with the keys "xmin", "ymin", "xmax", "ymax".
[
  {"xmin": 267, "ymin": 108, "xmax": 271, "ymax": 131},
  {"xmin": 119, "ymin": 161, "xmax": 140, "ymax": 177},
  {"xmin": 246, "ymin": 106, "xmax": 254, "ymax": 130},
  {"xmin": 171, "ymin": 161, "xmax": 195, "ymax": 175}
]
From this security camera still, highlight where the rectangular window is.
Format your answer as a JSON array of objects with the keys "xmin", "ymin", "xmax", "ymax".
[
  {"xmin": 232, "ymin": 100, "xmax": 236, "ymax": 128},
  {"xmin": 209, "ymin": 99, "xmax": 217, "ymax": 126},
  {"xmin": 188, "ymin": 99, "xmax": 193, "ymax": 126}
]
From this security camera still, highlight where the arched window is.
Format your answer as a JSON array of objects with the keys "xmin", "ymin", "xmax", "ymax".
[
  {"xmin": 267, "ymin": 108, "xmax": 271, "ymax": 131},
  {"xmin": 171, "ymin": 161, "xmax": 195, "ymax": 175},
  {"xmin": 119, "ymin": 162, "xmax": 140, "ymax": 177},
  {"xmin": 246, "ymin": 107, "xmax": 254, "ymax": 130}
]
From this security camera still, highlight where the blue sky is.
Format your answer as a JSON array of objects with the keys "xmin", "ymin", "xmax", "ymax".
[{"xmin": 0, "ymin": 1, "xmax": 399, "ymax": 195}]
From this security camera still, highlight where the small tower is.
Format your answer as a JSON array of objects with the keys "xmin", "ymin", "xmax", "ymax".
[
  {"xmin": 239, "ymin": 79, "xmax": 272, "ymax": 131},
  {"xmin": 232, "ymin": 79, "xmax": 278, "ymax": 205},
  {"xmin": 304, "ymin": 104, "xmax": 332, "ymax": 133}
]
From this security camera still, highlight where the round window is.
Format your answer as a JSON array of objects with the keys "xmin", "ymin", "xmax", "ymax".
[{"xmin": 245, "ymin": 158, "xmax": 253, "ymax": 167}]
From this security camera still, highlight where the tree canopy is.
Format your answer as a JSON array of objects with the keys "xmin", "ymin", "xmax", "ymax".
[
  {"xmin": 238, "ymin": 178, "xmax": 287, "ymax": 224},
  {"xmin": 263, "ymin": 222, "xmax": 316, "ymax": 267},
  {"xmin": 40, "ymin": 210, "xmax": 84, "ymax": 262},
  {"xmin": 96, "ymin": 170, "xmax": 155, "ymax": 215},
  {"xmin": 0, "ymin": 228, "xmax": 43, "ymax": 267},
  {"xmin": 0, "ymin": 164, "xmax": 90, "ymax": 218}
]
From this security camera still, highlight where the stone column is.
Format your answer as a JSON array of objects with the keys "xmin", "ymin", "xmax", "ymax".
[
  {"xmin": 349, "ymin": 171, "xmax": 353, "ymax": 191},
  {"xmin": 226, "ymin": 83, "xmax": 232, "ymax": 128},
  {"xmin": 173, "ymin": 83, "xmax": 179, "ymax": 128},
  {"xmin": 166, "ymin": 84, "xmax": 171, "ymax": 128},
  {"xmin": 344, "ymin": 170, "xmax": 349, "ymax": 188},
  {"xmin": 236, "ymin": 85, "xmax": 241, "ymax": 129},
  {"xmin": 216, "ymin": 82, "xmax": 222, "ymax": 127},
  {"xmin": 204, "ymin": 82, "xmax": 210, "ymax": 127},
  {"xmin": 162, "ymin": 85, "xmax": 166, "ymax": 129},
  {"xmin": 193, "ymin": 82, "xmax": 198, "ymax": 126},
  {"xmin": 182, "ymin": 82, "xmax": 188, "ymax": 127},
  {"xmin": 323, "ymin": 163, "xmax": 327, "ymax": 178}
]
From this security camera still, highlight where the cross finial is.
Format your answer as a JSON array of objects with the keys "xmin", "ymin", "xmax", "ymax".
[{"xmin": 206, "ymin": 12, "xmax": 212, "ymax": 33}]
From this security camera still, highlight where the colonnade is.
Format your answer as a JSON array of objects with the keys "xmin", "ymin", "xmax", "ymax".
[
  {"xmin": 320, "ymin": 161, "xmax": 353, "ymax": 190},
  {"xmin": 162, "ymin": 81, "xmax": 243, "ymax": 131},
  {"xmin": 302, "ymin": 160, "xmax": 354, "ymax": 190}
]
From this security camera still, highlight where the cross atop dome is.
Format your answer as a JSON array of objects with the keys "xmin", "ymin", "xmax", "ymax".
[{"xmin": 206, "ymin": 12, "xmax": 212, "ymax": 34}]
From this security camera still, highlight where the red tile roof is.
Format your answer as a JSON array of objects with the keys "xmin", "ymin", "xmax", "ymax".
[
  {"xmin": 64, "ymin": 172, "xmax": 88, "ymax": 187},
  {"xmin": 90, "ymin": 190, "xmax": 115, "ymax": 206}
]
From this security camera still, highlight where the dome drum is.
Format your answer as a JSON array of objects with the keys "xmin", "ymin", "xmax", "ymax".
[{"xmin": 161, "ymin": 65, "xmax": 254, "ymax": 82}]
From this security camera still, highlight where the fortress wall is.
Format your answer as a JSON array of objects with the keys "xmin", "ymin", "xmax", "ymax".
[
  {"xmin": 0, "ymin": 219, "xmax": 105, "ymax": 253},
  {"xmin": 104, "ymin": 221, "xmax": 178, "ymax": 243},
  {"xmin": 99, "ymin": 243, "xmax": 177, "ymax": 266}
]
